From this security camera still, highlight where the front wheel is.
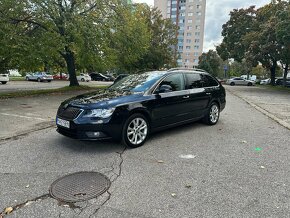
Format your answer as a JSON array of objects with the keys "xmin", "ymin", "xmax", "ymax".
[
  {"xmin": 247, "ymin": 82, "xmax": 253, "ymax": 86},
  {"xmin": 203, "ymin": 103, "xmax": 220, "ymax": 125},
  {"xmin": 230, "ymin": 82, "xmax": 235, "ymax": 86},
  {"xmin": 1, "ymin": 81, "xmax": 7, "ymax": 84},
  {"xmin": 37, "ymin": 78, "xmax": 41, "ymax": 82},
  {"xmin": 122, "ymin": 113, "xmax": 149, "ymax": 148},
  {"xmin": 81, "ymin": 78, "xmax": 85, "ymax": 82}
]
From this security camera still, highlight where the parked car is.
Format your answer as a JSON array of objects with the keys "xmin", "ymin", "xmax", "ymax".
[
  {"xmin": 105, "ymin": 74, "xmax": 115, "ymax": 81},
  {"xmin": 0, "ymin": 74, "xmax": 9, "ymax": 84},
  {"xmin": 275, "ymin": 78, "xmax": 290, "ymax": 87},
  {"xmin": 226, "ymin": 77, "xmax": 255, "ymax": 86},
  {"xmin": 53, "ymin": 73, "xmax": 68, "ymax": 80},
  {"xmin": 77, "ymin": 73, "xmax": 91, "ymax": 82},
  {"xmin": 114, "ymin": 74, "xmax": 129, "ymax": 83},
  {"xmin": 56, "ymin": 69, "xmax": 226, "ymax": 148},
  {"xmin": 260, "ymin": 78, "xmax": 271, "ymax": 85},
  {"xmin": 26, "ymin": 72, "xmax": 53, "ymax": 82},
  {"xmin": 90, "ymin": 73, "xmax": 110, "ymax": 81}
]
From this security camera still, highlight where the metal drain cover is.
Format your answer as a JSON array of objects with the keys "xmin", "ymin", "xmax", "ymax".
[{"xmin": 49, "ymin": 172, "xmax": 111, "ymax": 202}]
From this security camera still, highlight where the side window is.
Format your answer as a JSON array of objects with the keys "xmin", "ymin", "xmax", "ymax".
[
  {"xmin": 185, "ymin": 73, "xmax": 203, "ymax": 89},
  {"xmin": 158, "ymin": 74, "xmax": 185, "ymax": 92},
  {"xmin": 202, "ymin": 75, "xmax": 219, "ymax": 87}
]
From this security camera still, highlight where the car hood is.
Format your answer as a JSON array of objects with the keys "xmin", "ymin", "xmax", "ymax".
[{"xmin": 62, "ymin": 89, "xmax": 144, "ymax": 109}]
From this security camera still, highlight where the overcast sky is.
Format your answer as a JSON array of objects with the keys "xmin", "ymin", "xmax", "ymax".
[{"xmin": 133, "ymin": 0, "xmax": 271, "ymax": 52}]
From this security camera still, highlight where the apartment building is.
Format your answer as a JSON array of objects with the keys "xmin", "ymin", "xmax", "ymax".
[{"xmin": 154, "ymin": 0, "xmax": 206, "ymax": 68}]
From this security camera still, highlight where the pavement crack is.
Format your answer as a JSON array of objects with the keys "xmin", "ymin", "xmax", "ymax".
[
  {"xmin": 0, "ymin": 194, "xmax": 50, "ymax": 217},
  {"xmin": 89, "ymin": 147, "xmax": 126, "ymax": 217}
]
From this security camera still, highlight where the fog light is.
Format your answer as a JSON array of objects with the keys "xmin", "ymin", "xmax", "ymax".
[{"xmin": 86, "ymin": 131, "xmax": 106, "ymax": 138}]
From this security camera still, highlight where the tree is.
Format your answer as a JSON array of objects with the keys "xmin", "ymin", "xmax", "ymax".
[
  {"xmin": 276, "ymin": 3, "xmax": 290, "ymax": 86},
  {"xmin": 198, "ymin": 50, "xmax": 222, "ymax": 77},
  {"xmin": 133, "ymin": 5, "xmax": 178, "ymax": 71},
  {"xmin": 0, "ymin": 0, "xmax": 120, "ymax": 86}
]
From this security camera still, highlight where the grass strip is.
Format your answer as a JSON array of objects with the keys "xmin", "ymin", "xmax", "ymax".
[{"xmin": 0, "ymin": 85, "xmax": 107, "ymax": 99}]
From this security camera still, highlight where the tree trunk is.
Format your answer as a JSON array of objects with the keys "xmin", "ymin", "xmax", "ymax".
[
  {"xmin": 63, "ymin": 47, "xmax": 79, "ymax": 86},
  {"xmin": 270, "ymin": 61, "xmax": 277, "ymax": 86},
  {"xmin": 283, "ymin": 64, "xmax": 288, "ymax": 87}
]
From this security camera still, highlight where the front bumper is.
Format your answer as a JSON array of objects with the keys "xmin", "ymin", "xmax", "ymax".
[{"xmin": 56, "ymin": 116, "xmax": 123, "ymax": 141}]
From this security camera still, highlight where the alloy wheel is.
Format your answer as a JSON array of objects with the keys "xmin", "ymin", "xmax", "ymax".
[
  {"xmin": 127, "ymin": 118, "xmax": 148, "ymax": 146},
  {"xmin": 209, "ymin": 105, "xmax": 219, "ymax": 124}
]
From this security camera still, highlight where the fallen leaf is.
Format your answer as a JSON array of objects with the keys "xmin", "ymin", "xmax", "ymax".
[
  {"xmin": 255, "ymin": 148, "xmax": 262, "ymax": 151},
  {"xmin": 157, "ymin": 160, "xmax": 164, "ymax": 163},
  {"xmin": 179, "ymin": 154, "xmax": 196, "ymax": 159},
  {"xmin": 261, "ymin": 166, "xmax": 265, "ymax": 169},
  {"xmin": 4, "ymin": 207, "xmax": 13, "ymax": 214},
  {"xmin": 241, "ymin": 140, "xmax": 247, "ymax": 144},
  {"xmin": 25, "ymin": 185, "xmax": 30, "ymax": 188},
  {"xmin": 171, "ymin": 193, "xmax": 177, "ymax": 197},
  {"xmin": 185, "ymin": 184, "xmax": 192, "ymax": 188}
]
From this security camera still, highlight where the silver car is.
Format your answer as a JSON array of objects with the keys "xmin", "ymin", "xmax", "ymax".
[
  {"xmin": 226, "ymin": 77, "xmax": 255, "ymax": 86},
  {"xmin": 26, "ymin": 72, "xmax": 53, "ymax": 82}
]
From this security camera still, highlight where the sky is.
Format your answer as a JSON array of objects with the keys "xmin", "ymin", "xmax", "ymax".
[{"xmin": 133, "ymin": 0, "xmax": 270, "ymax": 52}]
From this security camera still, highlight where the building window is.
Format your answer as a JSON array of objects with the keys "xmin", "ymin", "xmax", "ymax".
[
  {"xmin": 186, "ymin": 46, "xmax": 191, "ymax": 50},
  {"xmin": 187, "ymin": 32, "xmax": 192, "ymax": 37},
  {"xmin": 186, "ymin": 39, "xmax": 191, "ymax": 43},
  {"xmin": 188, "ymin": 19, "xmax": 193, "ymax": 24}
]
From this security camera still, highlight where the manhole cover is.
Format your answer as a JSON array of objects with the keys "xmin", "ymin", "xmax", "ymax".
[{"xmin": 49, "ymin": 172, "xmax": 111, "ymax": 202}]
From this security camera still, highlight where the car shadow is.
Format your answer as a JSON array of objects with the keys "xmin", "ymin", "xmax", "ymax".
[{"xmin": 54, "ymin": 136, "xmax": 125, "ymax": 154}]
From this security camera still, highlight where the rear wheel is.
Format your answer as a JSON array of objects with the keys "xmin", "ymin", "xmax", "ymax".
[
  {"xmin": 247, "ymin": 82, "xmax": 253, "ymax": 86},
  {"xmin": 1, "ymin": 81, "xmax": 7, "ymax": 84},
  {"xmin": 203, "ymin": 102, "xmax": 220, "ymax": 125},
  {"xmin": 81, "ymin": 78, "xmax": 85, "ymax": 82},
  {"xmin": 230, "ymin": 82, "xmax": 235, "ymax": 86},
  {"xmin": 37, "ymin": 78, "xmax": 41, "ymax": 82},
  {"xmin": 48, "ymin": 80, "xmax": 52, "ymax": 83},
  {"xmin": 122, "ymin": 113, "xmax": 149, "ymax": 148},
  {"xmin": 26, "ymin": 77, "xmax": 29, "ymax": 81}
]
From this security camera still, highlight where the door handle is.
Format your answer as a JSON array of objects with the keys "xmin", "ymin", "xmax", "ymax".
[
  {"xmin": 183, "ymin": 96, "xmax": 190, "ymax": 99},
  {"xmin": 206, "ymin": 93, "xmax": 211, "ymax": 95}
]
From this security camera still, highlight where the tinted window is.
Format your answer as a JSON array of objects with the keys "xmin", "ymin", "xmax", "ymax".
[
  {"xmin": 185, "ymin": 73, "xmax": 203, "ymax": 89},
  {"xmin": 159, "ymin": 74, "xmax": 185, "ymax": 92},
  {"xmin": 202, "ymin": 75, "xmax": 219, "ymax": 87}
]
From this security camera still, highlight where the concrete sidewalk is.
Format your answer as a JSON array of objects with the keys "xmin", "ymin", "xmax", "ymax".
[
  {"xmin": 226, "ymin": 86, "xmax": 290, "ymax": 130},
  {"xmin": 0, "ymin": 90, "xmax": 93, "ymax": 140}
]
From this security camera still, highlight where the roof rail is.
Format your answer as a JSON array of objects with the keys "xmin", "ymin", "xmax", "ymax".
[{"xmin": 168, "ymin": 67, "xmax": 208, "ymax": 73}]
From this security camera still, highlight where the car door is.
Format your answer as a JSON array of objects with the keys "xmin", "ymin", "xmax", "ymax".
[
  {"xmin": 150, "ymin": 73, "xmax": 190, "ymax": 128},
  {"xmin": 183, "ymin": 73, "xmax": 211, "ymax": 119}
]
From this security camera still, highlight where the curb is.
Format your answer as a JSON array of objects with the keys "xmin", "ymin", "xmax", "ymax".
[{"xmin": 227, "ymin": 89, "xmax": 290, "ymax": 131}]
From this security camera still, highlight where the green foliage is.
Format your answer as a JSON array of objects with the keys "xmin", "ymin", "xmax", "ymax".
[
  {"xmin": 217, "ymin": 1, "xmax": 290, "ymax": 85},
  {"xmin": 198, "ymin": 50, "xmax": 223, "ymax": 77}
]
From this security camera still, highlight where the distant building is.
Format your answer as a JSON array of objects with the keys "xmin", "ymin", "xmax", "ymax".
[{"xmin": 154, "ymin": 0, "xmax": 206, "ymax": 68}]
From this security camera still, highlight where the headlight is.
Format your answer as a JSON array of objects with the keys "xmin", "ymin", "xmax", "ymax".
[{"xmin": 83, "ymin": 108, "xmax": 115, "ymax": 118}]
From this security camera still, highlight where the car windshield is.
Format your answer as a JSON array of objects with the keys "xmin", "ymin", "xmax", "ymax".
[{"xmin": 109, "ymin": 72, "xmax": 166, "ymax": 93}]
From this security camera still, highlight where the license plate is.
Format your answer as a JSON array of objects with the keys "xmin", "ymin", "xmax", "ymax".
[{"xmin": 57, "ymin": 118, "xmax": 70, "ymax": 129}]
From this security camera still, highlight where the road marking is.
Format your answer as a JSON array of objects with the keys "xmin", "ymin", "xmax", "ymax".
[
  {"xmin": 0, "ymin": 113, "xmax": 47, "ymax": 121},
  {"xmin": 179, "ymin": 154, "xmax": 196, "ymax": 159}
]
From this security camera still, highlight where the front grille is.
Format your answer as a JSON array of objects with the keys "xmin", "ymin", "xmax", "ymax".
[{"xmin": 57, "ymin": 107, "xmax": 82, "ymax": 120}]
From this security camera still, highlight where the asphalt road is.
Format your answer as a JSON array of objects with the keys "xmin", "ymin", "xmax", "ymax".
[
  {"xmin": 1, "ymin": 90, "xmax": 290, "ymax": 217},
  {"xmin": 0, "ymin": 81, "xmax": 112, "ymax": 93}
]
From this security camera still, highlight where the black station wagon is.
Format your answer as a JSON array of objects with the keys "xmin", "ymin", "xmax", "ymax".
[{"xmin": 56, "ymin": 69, "xmax": 226, "ymax": 148}]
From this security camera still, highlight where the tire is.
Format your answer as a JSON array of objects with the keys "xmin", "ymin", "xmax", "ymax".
[
  {"xmin": 122, "ymin": 113, "xmax": 150, "ymax": 148},
  {"xmin": 81, "ymin": 78, "xmax": 85, "ymax": 82},
  {"xmin": 1, "ymin": 81, "xmax": 7, "ymax": 84},
  {"xmin": 247, "ymin": 82, "xmax": 252, "ymax": 86},
  {"xmin": 26, "ymin": 77, "xmax": 30, "ymax": 81},
  {"xmin": 37, "ymin": 78, "xmax": 41, "ymax": 82},
  {"xmin": 203, "ymin": 102, "xmax": 220, "ymax": 125},
  {"xmin": 230, "ymin": 82, "xmax": 235, "ymax": 86},
  {"xmin": 48, "ymin": 80, "xmax": 52, "ymax": 83}
]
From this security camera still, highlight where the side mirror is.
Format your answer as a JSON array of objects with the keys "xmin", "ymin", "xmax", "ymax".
[{"xmin": 157, "ymin": 84, "xmax": 173, "ymax": 94}]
